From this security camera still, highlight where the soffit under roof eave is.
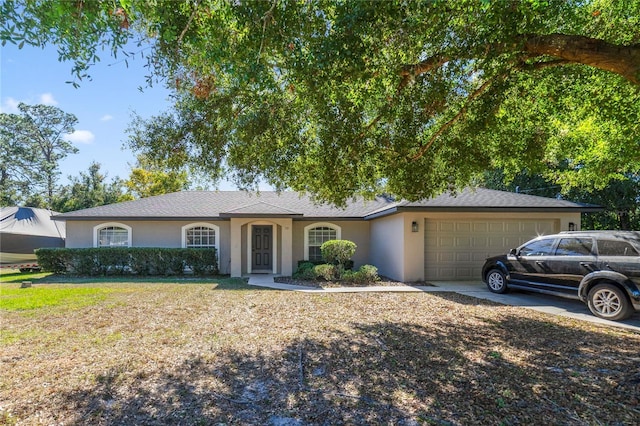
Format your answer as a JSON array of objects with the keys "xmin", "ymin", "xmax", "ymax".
[
  {"xmin": 364, "ymin": 205, "xmax": 602, "ymax": 219},
  {"xmin": 52, "ymin": 216, "xmax": 233, "ymax": 221},
  {"xmin": 219, "ymin": 213, "xmax": 304, "ymax": 218}
]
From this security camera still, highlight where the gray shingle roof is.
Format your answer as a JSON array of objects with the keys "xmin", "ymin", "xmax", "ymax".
[
  {"xmin": 53, "ymin": 191, "xmax": 392, "ymax": 220},
  {"xmin": 53, "ymin": 188, "xmax": 599, "ymax": 221},
  {"xmin": 365, "ymin": 188, "xmax": 600, "ymax": 218}
]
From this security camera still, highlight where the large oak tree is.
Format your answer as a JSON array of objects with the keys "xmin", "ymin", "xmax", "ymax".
[{"xmin": 3, "ymin": 0, "xmax": 638, "ymax": 205}]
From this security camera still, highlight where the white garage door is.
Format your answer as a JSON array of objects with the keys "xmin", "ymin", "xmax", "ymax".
[{"xmin": 424, "ymin": 219, "xmax": 557, "ymax": 280}]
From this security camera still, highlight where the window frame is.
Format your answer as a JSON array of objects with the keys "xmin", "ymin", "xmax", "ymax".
[
  {"xmin": 303, "ymin": 222, "xmax": 341, "ymax": 261},
  {"xmin": 518, "ymin": 238, "xmax": 556, "ymax": 257},
  {"xmin": 93, "ymin": 222, "xmax": 132, "ymax": 248},
  {"xmin": 596, "ymin": 239, "xmax": 640, "ymax": 257},
  {"xmin": 181, "ymin": 222, "xmax": 220, "ymax": 253},
  {"xmin": 555, "ymin": 237, "xmax": 594, "ymax": 256}
]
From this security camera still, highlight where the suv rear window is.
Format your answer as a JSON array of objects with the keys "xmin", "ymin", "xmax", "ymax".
[
  {"xmin": 597, "ymin": 239, "xmax": 639, "ymax": 256},
  {"xmin": 555, "ymin": 238, "xmax": 593, "ymax": 256}
]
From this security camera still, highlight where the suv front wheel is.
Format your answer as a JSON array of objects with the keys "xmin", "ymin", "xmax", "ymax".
[
  {"xmin": 486, "ymin": 269, "xmax": 508, "ymax": 294},
  {"xmin": 587, "ymin": 283, "xmax": 633, "ymax": 321}
]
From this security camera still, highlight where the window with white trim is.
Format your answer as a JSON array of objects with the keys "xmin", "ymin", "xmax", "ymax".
[
  {"xmin": 181, "ymin": 223, "xmax": 220, "ymax": 253},
  {"xmin": 185, "ymin": 226, "xmax": 216, "ymax": 248},
  {"xmin": 94, "ymin": 223, "xmax": 131, "ymax": 247},
  {"xmin": 304, "ymin": 223, "xmax": 341, "ymax": 261}
]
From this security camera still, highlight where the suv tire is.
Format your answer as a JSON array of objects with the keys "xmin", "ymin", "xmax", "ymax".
[
  {"xmin": 486, "ymin": 269, "xmax": 508, "ymax": 294},
  {"xmin": 587, "ymin": 283, "xmax": 633, "ymax": 321}
]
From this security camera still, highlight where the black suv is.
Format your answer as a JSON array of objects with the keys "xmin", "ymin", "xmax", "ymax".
[{"xmin": 482, "ymin": 231, "xmax": 640, "ymax": 321}]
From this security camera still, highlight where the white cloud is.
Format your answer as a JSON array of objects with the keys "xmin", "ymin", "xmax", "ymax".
[
  {"xmin": 65, "ymin": 130, "xmax": 95, "ymax": 144},
  {"xmin": 39, "ymin": 92, "xmax": 58, "ymax": 106},
  {"xmin": 100, "ymin": 114, "xmax": 114, "ymax": 121},
  {"xmin": 0, "ymin": 93, "xmax": 61, "ymax": 113},
  {"xmin": 0, "ymin": 97, "xmax": 20, "ymax": 113}
]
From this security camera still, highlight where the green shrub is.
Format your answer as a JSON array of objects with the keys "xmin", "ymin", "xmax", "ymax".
[
  {"xmin": 35, "ymin": 247, "xmax": 218, "ymax": 276},
  {"xmin": 314, "ymin": 263, "xmax": 337, "ymax": 281},
  {"xmin": 293, "ymin": 261, "xmax": 318, "ymax": 280},
  {"xmin": 341, "ymin": 265, "xmax": 380, "ymax": 285},
  {"xmin": 35, "ymin": 248, "xmax": 71, "ymax": 274},
  {"xmin": 320, "ymin": 240, "xmax": 357, "ymax": 268},
  {"xmin": 358, "ymin": 264, "xmax": 379, "ymax": 282}
]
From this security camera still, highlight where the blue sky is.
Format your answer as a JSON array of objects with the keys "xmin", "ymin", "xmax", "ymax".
[{"xmin": 1, "ymin": 41, "xmax": 229, "ymax": 187}]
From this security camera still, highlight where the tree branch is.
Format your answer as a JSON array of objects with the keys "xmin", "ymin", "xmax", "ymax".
[
  {"xmin": 522, "ymin": 34, "xmax": 640, "ymax": 85},
  {"xmin": 399, "ymin": 34, "xmax": 640, "ymax": 87},
  {"xmin": 517, "ymin": 58, "xmax": 572, "ymax": 71},
  {"xmin": 257, "ymin": 0, "xmax": 278, "ymax": 64},
  {"xmin": 410, "ymin": 74, "xmax": 504, "ymax": 161},
  {"xmin": 177, "ymin": 1, "xmax": 200, "ymax": 44},
  {"xmin": 398, "ymin": 55, "xmax": 450, "ymax": 91}
]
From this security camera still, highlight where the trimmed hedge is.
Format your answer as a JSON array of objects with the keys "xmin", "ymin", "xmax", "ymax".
[
  {"xmin": 35, "ymin": 247, "xmax": 218, "ymax": 276},
  {"xmin": 296, "ymin": 259, "xmax": 354, "ymax": 271}
]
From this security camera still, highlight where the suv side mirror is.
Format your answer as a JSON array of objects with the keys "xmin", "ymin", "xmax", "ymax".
[{"xmin": 509, "ymin": 248, "xmax": 518, "ymax": 257}]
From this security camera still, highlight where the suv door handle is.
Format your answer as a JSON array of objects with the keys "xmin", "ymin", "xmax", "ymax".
[{"xmin": 535, "ymin": 261, "xmax": 545, "ymax": 266}]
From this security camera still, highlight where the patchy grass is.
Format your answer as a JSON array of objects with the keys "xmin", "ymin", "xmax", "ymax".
[
  {"xmin": 1, "ymin": 283, "xmax": 639, "ymax": 425},
  {"xmin": 0, "ymin": 269, "xmax": 53, "ymax": 283},
  {"xmin": 0, "ymin": 286, "xmax": 117, "ymax": 311}
]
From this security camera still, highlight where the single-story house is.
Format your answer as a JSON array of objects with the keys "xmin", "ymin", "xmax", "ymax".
[{"xmin": 53, "ymin": 188, "xmax": 600, "ymax": 281}]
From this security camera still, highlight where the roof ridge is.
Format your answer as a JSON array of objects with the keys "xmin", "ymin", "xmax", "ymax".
[{"xmin": 222, "ymin": 200, "xmax": 301, "ymax": 214}]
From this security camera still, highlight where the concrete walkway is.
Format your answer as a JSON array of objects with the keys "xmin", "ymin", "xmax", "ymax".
[{"xmin": 247, "ymin": 275, "xmax": 640, "ymax": 332}]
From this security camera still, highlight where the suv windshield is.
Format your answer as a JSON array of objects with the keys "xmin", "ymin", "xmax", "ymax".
[{"xmin": 519, "ymin": 238, "xmax": 555, "ymax": 256}]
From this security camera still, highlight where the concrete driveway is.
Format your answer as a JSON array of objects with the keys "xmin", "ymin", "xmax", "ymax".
[{"xmin": 431, "ymin": 281, "xmax": 640, "ymax": 332}]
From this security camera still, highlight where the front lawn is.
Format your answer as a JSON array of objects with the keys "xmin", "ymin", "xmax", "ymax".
[{"xmin": 1, "ymin": 282, "xmax": 638, "ymax": 425}]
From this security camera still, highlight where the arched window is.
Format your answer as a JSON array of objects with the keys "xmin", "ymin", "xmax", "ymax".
[
  {"xmin": 304, "ymin": 223, "xmax": 341, "ymax": 262},
  {"xmin": 182, "ymin": 223, "xmax": 220, "ymax": 251},
  {"xmin": 93, "ymin": 223, "xmax": 132, "ymax": 247}
]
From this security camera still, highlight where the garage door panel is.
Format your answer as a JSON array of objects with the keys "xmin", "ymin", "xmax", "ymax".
[
  {"xmin": 489, "ymin": 222, "xmax": 504, "ymax": 232},
  {"xmin": 454, "ymin": 236, "xmax": 470, "ymax": 247},
  {"xmin": 425, "ymin": 219, "xmax": 557, "ymax": 280},
  {"xmin": 439, "ymin": 236, "xmax": 455, "ymax": 248},
  {"xmin": 473, "ymin": 222, "xmax": 488, "ymax": 233},
  {"xmin": 456, "ymin": 222, "xmax": 471, "ymax": 232},
  {"xmin": 471, "ymin": 236, "xmax": 488, "ymax": 247},
  {"xmin": 440, "ymin": 222, "xmax": 455, "ymax": 232}
]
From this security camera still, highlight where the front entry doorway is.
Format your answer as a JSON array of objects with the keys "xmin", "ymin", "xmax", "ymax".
[{"xmin": 251, "ymin": 225, "xmax": 273, "ymax": 273}]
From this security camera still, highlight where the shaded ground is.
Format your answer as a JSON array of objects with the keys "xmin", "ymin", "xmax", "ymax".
[
  {"xmin": 1, "ymin": 281, "xmax": 639, "ymax": 425},
  {"xmin": 273, "ymin": 276, "xmax": 432, "ymax": 288}
]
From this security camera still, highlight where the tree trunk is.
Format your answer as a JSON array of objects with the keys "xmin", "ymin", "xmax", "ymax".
[{"xmin": 523, "ymin": 34, "xmax": 640, "ymax": 85}]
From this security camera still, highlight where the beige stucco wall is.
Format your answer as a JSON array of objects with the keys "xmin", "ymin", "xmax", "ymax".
[
  {"xmin": 370, "ymin": 211, "xmax": 582, "ymax": 282},
  {"xmin": 64, "ymin": 211, "xmax": 582, "ymax": 282},
  {"xmin": 64, "ymin": 220, "xmax": 231, "ymax": 274},
  {"xmin": 369, "ymin": 214, "xmax": 406, "ymax": 281}
]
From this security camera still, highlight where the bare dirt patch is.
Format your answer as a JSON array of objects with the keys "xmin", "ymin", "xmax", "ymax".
[{"xmin": 1, "ymin": 282, "xmax": 639, "ymax": 425}]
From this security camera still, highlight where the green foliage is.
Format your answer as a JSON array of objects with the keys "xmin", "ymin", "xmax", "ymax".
[
  {"xmin": 52, "ymin": 162, "xmax": 129, "ymax": 212},
  {"xmin": 342, "ymin": 265, "xmax": 380, "ymax": 285},
  {"xmin": 357, "ymin": 264, "xmax": 380, "ymax": 283},
  {"xmin": 293, "ymin": 261, "xmax": 318, "ymax": 280},
  {"xmin": 313, "ymin": 264, "xmax": 337, "ymax": 281},
  {"xmin": 481, "ymin": 169, "xmax": 640, "ymax": 230},
  {"xmin": 0, "ymin": 103, "xmax": 78, "ymax": 207},
  {"xmin": 3, "ymin": 1, "xmax": 639, "ymax": 205},
  {"xmin": 35, "ymin": 247, "xmax": 218, "ymax": 276},
  {"xmin": 124, "ymin": 154, "xmax": 190, "ymax": 199},
  {"xmin": 321, "ymin": 240, "xmax": 357, "ymax": 267}
]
